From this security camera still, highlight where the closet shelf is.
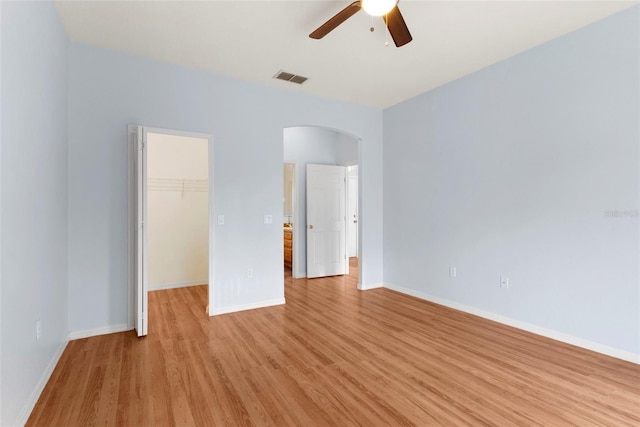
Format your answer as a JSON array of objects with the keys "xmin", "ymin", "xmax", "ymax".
[{"xmin": 147, "ymin": 178, "xmax": 208, "ymax": 194}]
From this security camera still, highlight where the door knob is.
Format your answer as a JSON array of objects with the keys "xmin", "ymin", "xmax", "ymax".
[{"xmin": 309, "ymin": 224, "xmax": 314, "ymax": 229}]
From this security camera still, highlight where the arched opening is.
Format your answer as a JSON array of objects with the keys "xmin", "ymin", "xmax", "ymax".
[{"xmin": 283, "ymin": 126, "xmax": 361, "ymax": 286}]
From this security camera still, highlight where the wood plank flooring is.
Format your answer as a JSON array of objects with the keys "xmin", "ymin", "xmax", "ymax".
[{"xmin": 28, "ymin": 261, "xmax": 639, "ymax": 426}]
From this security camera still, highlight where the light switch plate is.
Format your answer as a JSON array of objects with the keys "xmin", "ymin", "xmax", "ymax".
[
  {"xmin": 500, "ymin": 276, "xmax": 510, "ymax": 289},
  {"xmin": 217, "ymin": 215, "xmax": 224, "ymax": 225},
  {"xmin": 264, "ymin": 215, "xmax": 273, "ymax": 224}
]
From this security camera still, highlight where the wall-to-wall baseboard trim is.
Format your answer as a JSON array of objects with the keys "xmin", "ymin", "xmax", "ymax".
[
  {"xmin": 384, "ymin": 283, "xmax": 640, "ymax": 365},
  {"xmin": 358, "ymin": 282, "xmax": 384, "ymax": 291},
  {"xmin": 68, "ymin": 323, "xmax": 132, "ymax": 340},
  {"xmin": 149, "ymin": 280, "xmax": 208, "ymax": 291},
  {"xmin": 15, "ymin": 338, "xmax": 69, "ymax": 426},
  {"xmin": 210, "ymin": 298, "xmax": 286, "ymax": 316}
]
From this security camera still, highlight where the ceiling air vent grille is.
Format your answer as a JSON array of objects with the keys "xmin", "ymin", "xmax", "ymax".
[{"xmin": 273, "ymin": 70, "xmax": 308, "ymax": 85}]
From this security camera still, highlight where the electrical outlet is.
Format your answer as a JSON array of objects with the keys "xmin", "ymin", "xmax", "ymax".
[
  {"xmin": 500, "ymin": 276, "xmax": 510, "ymax": 289},
  {"xmin": 449, "ymin": 267, "xmax": 457, "ymax": 278},
  {"xmin": 36, "ymin": 319, "xmax": 42, "ymax": 341},
  {"xmin": 247, "ymin": 268, "xmax": 253, "ymax": 279}
]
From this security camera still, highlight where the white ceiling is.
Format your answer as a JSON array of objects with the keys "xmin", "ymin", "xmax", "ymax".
[{"xmin": 54, "ymin": 0, "xmax": 637, "ymax": 108}]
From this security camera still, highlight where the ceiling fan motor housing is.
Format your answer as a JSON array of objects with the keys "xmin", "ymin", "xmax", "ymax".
[{"xmin": 309, "ymin": 0, "xmax": 412, "ymax": 47}]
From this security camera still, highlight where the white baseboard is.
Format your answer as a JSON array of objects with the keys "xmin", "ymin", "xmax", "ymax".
[
  {"xmin": 16, "ymin": 338, "xmax": 69, "ymax": 426},
  {"xmin": 210, "ymin": 297, "xmax": 286, "ymax": 316},
  {"xmin": 149, "ymin": 280, "xmax": 208, "ymax": 291},
  {"xmin": 384, "ymin": 283, "xmax": 639, "ymax": 365},
  {"xmin": 358, "ymin": 282, "xmax": 384, "ymax": 291},
  {"xmin": 68, "ymin": 323, "xmax": 132, "ymax": 340}
]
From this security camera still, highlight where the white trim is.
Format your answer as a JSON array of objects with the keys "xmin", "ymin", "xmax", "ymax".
[
  {"xmin": 358, "ymin": 282, "xmax": 383, "ymax": 291},
  {"xmin": 210, "ymin": 298, "xmax": 286, "ymax": 316},
  {"xmin": 127, "ymin": 124, "xmax": 135, "ymax": 329},
  {"xmin": 384, "ymin": 283, "xmax": 640, "ymax": 365},
  {"xmin": 16, "ymin": 339, "xmax": 68, "ymax": 426},
  {"xmin": 68, "ymin": 324, "xmax": 132, "ymax": 341},
  {"xmin": 149, "ymin": 280, "xmax": 208, "ymax": 291},
  {"xmin": 206, "ymin": 131, "xmax": 215, "ymax": 318}
]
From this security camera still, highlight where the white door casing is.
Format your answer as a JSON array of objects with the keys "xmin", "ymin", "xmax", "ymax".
[
  {"xmin": 306, "ymin": 164, "xmax": 347, "ymax": 278},
  {"xmin": 134, "ymin": 126, "xmax": 148, "ymax": 336}
]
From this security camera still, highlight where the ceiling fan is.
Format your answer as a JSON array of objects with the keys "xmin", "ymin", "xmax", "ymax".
[{"xmin": 309, "ymin": 0, "xmax": 412, "ymax": 47}]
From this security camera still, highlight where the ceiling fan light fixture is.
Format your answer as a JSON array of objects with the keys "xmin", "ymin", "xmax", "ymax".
[{"xmin": 361, "ymin": 0, "xmax": 398, "ymax": 16}]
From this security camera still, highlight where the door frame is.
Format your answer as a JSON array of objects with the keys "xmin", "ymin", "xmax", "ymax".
[
  {"xmin": 127, "ymin": 125, "xmax": 215, "ymax": 331},
  {"xmin": 344, "ymin": 164, "xmax": 358, "ymax": 259}
]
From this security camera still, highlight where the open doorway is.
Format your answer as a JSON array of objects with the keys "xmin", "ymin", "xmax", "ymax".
[
  {"xmin": 283, "ymin": 126, "xmax": 360, "ymax": 284},
  {"xmin": 146, "ymin": 132, "xmax": 209, "ymax": 333},
  {"xmin": 129, "ymin": 126, "xmax": 213, "ymax": 337},
  {"xmin": 283, "ymin": 163, "xmax": 295, "ymax": 279}
]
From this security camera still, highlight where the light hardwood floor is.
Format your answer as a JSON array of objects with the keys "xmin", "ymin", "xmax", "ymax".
[{"xmin": 28, "ymin": 261, "xmax": 639, "ymax": 426}]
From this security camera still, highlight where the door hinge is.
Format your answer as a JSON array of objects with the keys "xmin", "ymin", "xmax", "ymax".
[{"xmin": 140, "ymin": 221, "xmax": 144, "ymax": 230}]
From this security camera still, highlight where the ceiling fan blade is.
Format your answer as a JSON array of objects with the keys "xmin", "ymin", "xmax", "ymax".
[
  {"xmin": 385, "ymin": 6, "xmax": 412, "ymax": 47},
  {"xmin": 309, "ymin": 1, "xmax": 361, "ymax": 39}
]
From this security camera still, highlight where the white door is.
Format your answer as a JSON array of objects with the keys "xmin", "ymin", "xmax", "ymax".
[
  {"xmin": 133, "ymin": 126, "xmax": 148, "ymax": 336},
  {"xmin": 306, "ymin": 164, "xmax": 347, "ymax": 278},
  {"xmin": 347, "ymin": 168, "xmax": 358, "ymax": 258}
]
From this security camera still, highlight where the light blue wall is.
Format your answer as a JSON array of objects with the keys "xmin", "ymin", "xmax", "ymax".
[
  {"xmin": 383, "ymin": 7, "xmax": 639, "ymax": 355},
  {"xmin": 67, "ymin": 44, "xmax": 383, "ymax": 332},
  {"xmin": 336, "ymin": 132, "xmax": 359, "ymax": 165},
  {"xmin": 284, "ymin": 126, "xmax": 358, "ymax": 277},
  {"xmin": 1, "ymin": 2, "xmax": 69, "ymax": 425}
]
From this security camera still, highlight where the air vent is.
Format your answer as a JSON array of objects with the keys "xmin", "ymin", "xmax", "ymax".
[{"xmin": 273, "ymin": 70, "xmax": 308, "ymax": 85}]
